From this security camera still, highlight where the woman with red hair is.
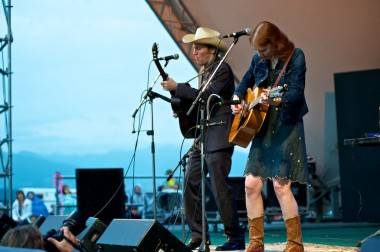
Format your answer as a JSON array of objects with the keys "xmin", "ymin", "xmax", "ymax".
[{"xmin": 232, "ymin": 21, "xmax": 308, "ymax": 252}]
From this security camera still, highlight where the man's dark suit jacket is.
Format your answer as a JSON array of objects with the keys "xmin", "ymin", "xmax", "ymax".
[{"xmin": 174, "ymin": 61, "xmax": 235, "ymax": 153}]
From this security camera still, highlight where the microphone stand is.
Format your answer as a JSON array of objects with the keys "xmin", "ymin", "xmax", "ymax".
[
  {"xmin": 148, "ymin": 93, "xmax": 157, "ymax": 220},
  {"xmin": 131, "ymin": 59, "xmax": 172, "ymax": 118},
  {"xmin": 180, "ymin": 152, "xmax": 189, "ymax": 243},
  {"xmin": 131, "ymin": 64, "xmax": 172, "ymax": 220},
  {"xmin": 166, "ymin": 148, "xmax": 190, "ymax": 242},
  {"xmin": 185, "ymin": 37, "xmax": 240, "ymax": 252},
  {"xmin": 131, "ymin": 72, "xmax": 163, "ymax": 119}
]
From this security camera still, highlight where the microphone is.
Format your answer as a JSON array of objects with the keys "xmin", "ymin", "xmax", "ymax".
[
  {"xmin": 194, "ymin": 121, "xmax": 226, "ymax": 128},
  {"xmin": 218, "ymin": 99, "xmax": 241, "ymax": 105},
  {"xmin": 157, "ymin": 54, "xmax": 179, "ymax": 61},
  {"xmin": 222, "ymin": 28, "xmax": 252, "ymax": 38}
]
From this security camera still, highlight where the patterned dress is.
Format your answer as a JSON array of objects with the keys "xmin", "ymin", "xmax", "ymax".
[{"xmin": 244, "ymin": 66, "xmax": 308, "ymax": 183}]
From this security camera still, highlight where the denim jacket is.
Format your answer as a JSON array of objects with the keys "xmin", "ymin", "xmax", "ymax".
[{"xmin": 235, "ymin": 48, "xmax": 308, "ymax": 124}]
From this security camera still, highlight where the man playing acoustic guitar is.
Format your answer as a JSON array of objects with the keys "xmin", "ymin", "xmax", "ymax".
[
  {"xmin": 231, "ymin": 21, "xmax": 309, "ymax": 252},
  {"xmin": 161, "ymin": 27, "xmax": 245, "ymax": 251}
]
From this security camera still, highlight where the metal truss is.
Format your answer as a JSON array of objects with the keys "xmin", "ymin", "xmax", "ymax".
[
  {"xmin": 0, "ymin": 0, "xmax": 13, "ymax": 215},
  {"xmin": 146, "ymin": 0, "xmax": 240, "ymax": 83},
  {"xmin": 146, "ymin": 0, "xmax": 198, "ymax": 70}
]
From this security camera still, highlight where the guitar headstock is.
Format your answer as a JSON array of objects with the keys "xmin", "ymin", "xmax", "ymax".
[
  {"xmin": 151, "ymin": 42, "xmax": 168, "ymax": 81},
  {"xmin": 152, "ymin": 42, "xmax": 159, "ymax": 60}
]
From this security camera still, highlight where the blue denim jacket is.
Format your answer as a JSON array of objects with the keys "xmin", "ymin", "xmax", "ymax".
[{"xmin": 235, "ymin": 48, "xmax": 308, "ymax": 124}]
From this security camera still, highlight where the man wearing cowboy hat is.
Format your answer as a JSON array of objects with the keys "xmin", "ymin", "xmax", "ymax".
[{"xmin": 161, "ymin": 27, "xmax": 245, "ymax": 251}]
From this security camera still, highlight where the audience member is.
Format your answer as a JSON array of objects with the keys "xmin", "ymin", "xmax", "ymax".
[
  {"xmin": 163, "ymin": 169, "xmax": 180, "ymax": 190},
  {"xmin": 26, "ymin": 192, "xmax": 49, "ymax": 220},
  {"xmin": 12, "ymin": 191, "xmax": 32, "ymax": 225},
  {"xmin": 0, "ymin": 225, "xmax": 77, "ymax": 252},
  {"xmin": 60, "ymin": 185, "xmax": 76, "ymax": 215},
  {"xmin": 129, "ymin": 185, "xmax": 147, "ymax": 219},
  {"xmin": 1, "ymin": 224, "xmax": 44, "ymax": 249}
]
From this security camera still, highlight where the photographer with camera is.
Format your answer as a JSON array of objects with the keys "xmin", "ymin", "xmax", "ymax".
[
  {"xmin": 1, "ymin": 224, "xmax": 78, "ymax": 252},
  {"xmin": 46, "ymin": 226, "xmax": 78, "ymax": 252},
  {"xmin": 42, "ymin": 211, "xmax": 85, "ymax": 252}
]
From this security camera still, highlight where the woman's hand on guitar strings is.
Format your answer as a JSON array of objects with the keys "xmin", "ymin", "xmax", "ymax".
[
  {"xmin": 260, "ymin": 88, "xmax": 270, "ymax": 105},
  {"xmin": 231, "ymin": 94, "xmax": 243, "ymax": 114}
]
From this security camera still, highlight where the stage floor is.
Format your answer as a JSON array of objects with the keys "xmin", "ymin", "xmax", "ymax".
[
  {"xmin": 167, "ymin": 222, "xmax": 379, "ymax": 251},
  {"xmin": 204, "ymin": 243, "xmax": 358, "ymax": 251}
]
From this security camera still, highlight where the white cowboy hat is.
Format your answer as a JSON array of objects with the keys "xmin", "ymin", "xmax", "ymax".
[{"xmin": 182, "ymin": 27, "xmax": 228, "ymax": 52}]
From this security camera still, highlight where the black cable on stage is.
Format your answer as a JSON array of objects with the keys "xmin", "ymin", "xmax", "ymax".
[{"xmin": 164, "ymin": 127, "xmax": 195, "ymax": 230}]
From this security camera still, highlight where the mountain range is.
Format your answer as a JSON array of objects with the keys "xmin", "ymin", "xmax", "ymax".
[{"xmin": 10, "ymin": 145, "xmax": 249, "ymax": 193}]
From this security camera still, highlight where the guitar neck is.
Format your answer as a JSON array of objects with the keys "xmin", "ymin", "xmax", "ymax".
[
  {"xmin": 153, "ymin": 59, "xmax": 168, "ymax": 81},
  {"xmin": 152, "ymin": 43, "xmax": 168, "ymax": 81},
  {"xmin": 247, "ymin": 86, "xmax": 285, "ymax": 110}
]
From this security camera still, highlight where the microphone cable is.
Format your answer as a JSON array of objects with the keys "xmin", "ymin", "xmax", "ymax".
[{"xmin": 92, "ymin": 59, "xmax": 154, "ymax": 220}]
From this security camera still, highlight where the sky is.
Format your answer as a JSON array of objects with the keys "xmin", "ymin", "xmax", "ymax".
[{"xmin": 9, "ymin": 0, "xmax": 198, "ymax": 155}]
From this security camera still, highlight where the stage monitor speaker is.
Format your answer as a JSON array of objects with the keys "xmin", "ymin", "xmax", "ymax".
[
  {"xmin": 77, "ymin": 217, "xmax": 107, "ymax": 252},
  {"xmin": 76, "ymin": 168, "xmax": 126, "ymax": 225},
  {"xmin": 264, "ymin": 180, "xmax": 308, "ymax": 208},
  {"xmin": 96, "ymin": 219, "xmax": 191, "ymax": 252},
  {"xmin": 38, "ymin": 215, "xmax": 67, "ymax": 236},
  {"xmin": 360, "ymin": 230, "xmax": 380, "ymax": 252},
  {"xmin": 335, "ymin": 69, "xmax": 380, "ymax": 222},
  {"xmin": 205, "ymin": 177, "xmax": 246, "ymax": 213}
]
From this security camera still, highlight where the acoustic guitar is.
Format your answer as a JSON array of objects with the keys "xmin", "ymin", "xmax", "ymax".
[
  {"xmin": 152, "ymin": 43, "xmax": 198, "ymax": 138},
  {"xmin": 228, "ymin": 85, "xmax": 286, "ymax": 148}
]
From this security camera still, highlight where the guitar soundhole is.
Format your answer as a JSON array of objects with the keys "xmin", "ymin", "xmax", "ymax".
[{"xmin": 238, "ymin": 120, "xmax": 245, "ymax": 128}]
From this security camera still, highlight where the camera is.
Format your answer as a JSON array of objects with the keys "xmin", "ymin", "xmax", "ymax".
[{"xmin": 42, "ymin": 211, "xmax": 86, "ymax": 252}]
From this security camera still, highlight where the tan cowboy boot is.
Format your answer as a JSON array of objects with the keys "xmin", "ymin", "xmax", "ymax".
[
  {"xmin": 284, "ymin": 216, "xmax": 304, "ymax": 252},
  {"xmin": 246, "ymin": 216, "xmax": 264, "ymax": 252}
]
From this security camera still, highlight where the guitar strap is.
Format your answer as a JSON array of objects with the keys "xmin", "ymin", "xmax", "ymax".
[
  {"xmin": 272, "ymin": 49, "xmax": 295, "ymax": 88},
  {"xmin": 183, "ymin": 59, "xmax": 217, "ymax": 88}
]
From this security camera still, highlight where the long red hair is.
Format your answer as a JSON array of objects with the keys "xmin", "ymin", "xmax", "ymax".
[{"xmin": 249, "ymin": 21, "xmax": 294, "ymax": 61}]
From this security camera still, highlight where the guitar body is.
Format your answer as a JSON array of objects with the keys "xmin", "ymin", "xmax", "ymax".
[
  {"xmin": 170, "ymin": 90, "xmax": 199, "ymax": 139},
  {"xmin": 228, "ymin": 87, "xmax": 269, "ymax": 148}
]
